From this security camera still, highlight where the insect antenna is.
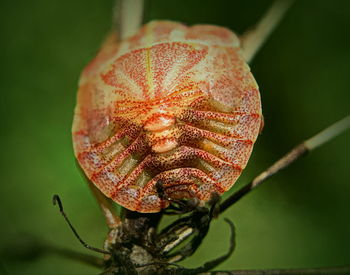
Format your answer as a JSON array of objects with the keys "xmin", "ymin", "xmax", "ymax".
[{"xmin": 52, "ymin": 194, "xmax": 111, "ymax": 255}]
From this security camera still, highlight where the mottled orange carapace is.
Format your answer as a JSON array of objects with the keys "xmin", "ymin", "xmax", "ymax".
[{"xmin": 72, "ymin": 21, "xmax": 262, "ymax": 213}]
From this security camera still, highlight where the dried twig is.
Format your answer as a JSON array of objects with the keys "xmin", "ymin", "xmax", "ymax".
[
  {"xmin": 242, "ymin": 0, "xmax": 295, "ymax": 63},
  {"xmin": 205, "ymin": 265, "xmax": 350, "ymax": 274},
  {"xmin": 220, "ymin": 115, "xmax": 350, "ymax": 213},
  {"xmin": 113, "ymin": 0, "xmax": 145, "ymax": 40}
]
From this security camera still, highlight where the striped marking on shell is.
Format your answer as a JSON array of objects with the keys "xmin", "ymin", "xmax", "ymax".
[{"xmin": 72, "ymin": 21, "xmax": 262, "ymax": 213}]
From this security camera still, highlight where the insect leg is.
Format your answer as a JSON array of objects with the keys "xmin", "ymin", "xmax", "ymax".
[
  {"xmin": 182, "ymin": 219, "xmax": 236, "ymax": 274},
  {"xmin": 155, "ymin": 193, "xmax": 220, "ymax": 252},
  {"xmin": 164, "ymin": 213, "xmax": 211, "ymax": 263},
  {"xmin": 162, "ymin": 195, "xmax": 220, "ymax": 263},
  {"xmin": 52, "ymin": 195, "xmax": 111, "ymax": 255},
  {"xmin": 155, "ymin": 216, "xmax": 196, "ymax": 256},
  {"xmin": 134, "ymin": 220, "xmax": 234, "ymax": 274},
  {"xmin": 241, "ymin": 0, "xmax": 295, "ymax": 63}
]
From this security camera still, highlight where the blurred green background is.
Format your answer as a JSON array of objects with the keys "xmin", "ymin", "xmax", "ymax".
[{"xmin": 1, "ymin": 0, "xmax": 350, "ymax": 274}]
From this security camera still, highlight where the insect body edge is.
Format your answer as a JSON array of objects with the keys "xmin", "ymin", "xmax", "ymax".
[{"xmin": 72, "ymin": 21, "xmax": 262, "ymax": 213}]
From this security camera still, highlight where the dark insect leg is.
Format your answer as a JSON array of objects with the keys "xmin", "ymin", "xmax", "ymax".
[
  {"xmin": 165, "ymin": 212, "xmax": 211, "ymax": 263},
  {"xmin": 158, "ymin": 194, "xmax": 221, "ymax": 262},
  {"xmin": 132, "ymin": 219, "xmax": 234, "ymax": 274},
  {"xmin": 181, "ymin": 218, "xmax": 236, "ymax": 274},
  {"xmin": 155, "ymin": 214, "xmax": 197, "ymax": 255},
  {"xmin": 52, "ymin": 194, "xmax": 111, "ymax": 255}
]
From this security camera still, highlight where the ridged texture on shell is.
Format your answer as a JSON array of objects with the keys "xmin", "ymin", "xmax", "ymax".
[{"xmin": 72, "ymin": 21, "xmax": 262, "ymax": 213}]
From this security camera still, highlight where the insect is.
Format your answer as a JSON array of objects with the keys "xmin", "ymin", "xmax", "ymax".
[
  {"xmin": 72, "ymin": 21, "xmax": 262, "ymax": 213},
  {"xmin": 52, "ymin": 0, "xmax": 350, "ymax": 274}
]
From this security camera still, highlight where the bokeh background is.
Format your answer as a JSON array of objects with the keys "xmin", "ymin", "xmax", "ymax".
[{"xmin": 1, "ymin": 0, "xmax": 350, "ymax": 274}]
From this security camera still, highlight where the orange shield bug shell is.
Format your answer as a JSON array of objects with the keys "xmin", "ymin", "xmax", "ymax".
[{"xmin": 72, "ymin": 21, "xmax": 262, "ymax": 213}]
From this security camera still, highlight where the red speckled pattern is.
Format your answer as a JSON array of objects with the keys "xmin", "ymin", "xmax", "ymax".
[{"xmin": 72, "ymin": 21, "xmax": 262, "ymax": 213}]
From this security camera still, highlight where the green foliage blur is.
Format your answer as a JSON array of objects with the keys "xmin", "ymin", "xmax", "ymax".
[{"xmin": 1, "ymin": 0, "xmax": 350, "ymax": 274}]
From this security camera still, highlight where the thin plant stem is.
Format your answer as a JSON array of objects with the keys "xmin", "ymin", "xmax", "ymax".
[
  {"xmin": 242, "ymin": 0, "xmax": 295, "ymax": 63},
  {"xmin": 220, "ymin": 115, "xmax": 350, "ymax": 213},
  {"xmin": 305, "ymin": 115, "xmax": 350, "ymax": 150},
  {"xmin": 113, "ymin": 0, "xmax": 145, "ymax": 40},
  {"xmin": 207, "ymin": 265, "xmax": 350, "ymax": 274}
]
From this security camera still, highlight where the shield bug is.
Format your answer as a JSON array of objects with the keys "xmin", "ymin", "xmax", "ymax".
[
  {"xmin": 52, "ymin": 1, "xmax": 350, "ymax": 274},
  {"xmin": 72, "ymin": 21, "xmax": 263, "ymax": 213}
]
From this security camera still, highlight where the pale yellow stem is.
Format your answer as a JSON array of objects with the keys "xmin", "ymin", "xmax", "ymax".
[{"xmin": 242, "ymin": 0, "xmax": 294, "ymax": 63}]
